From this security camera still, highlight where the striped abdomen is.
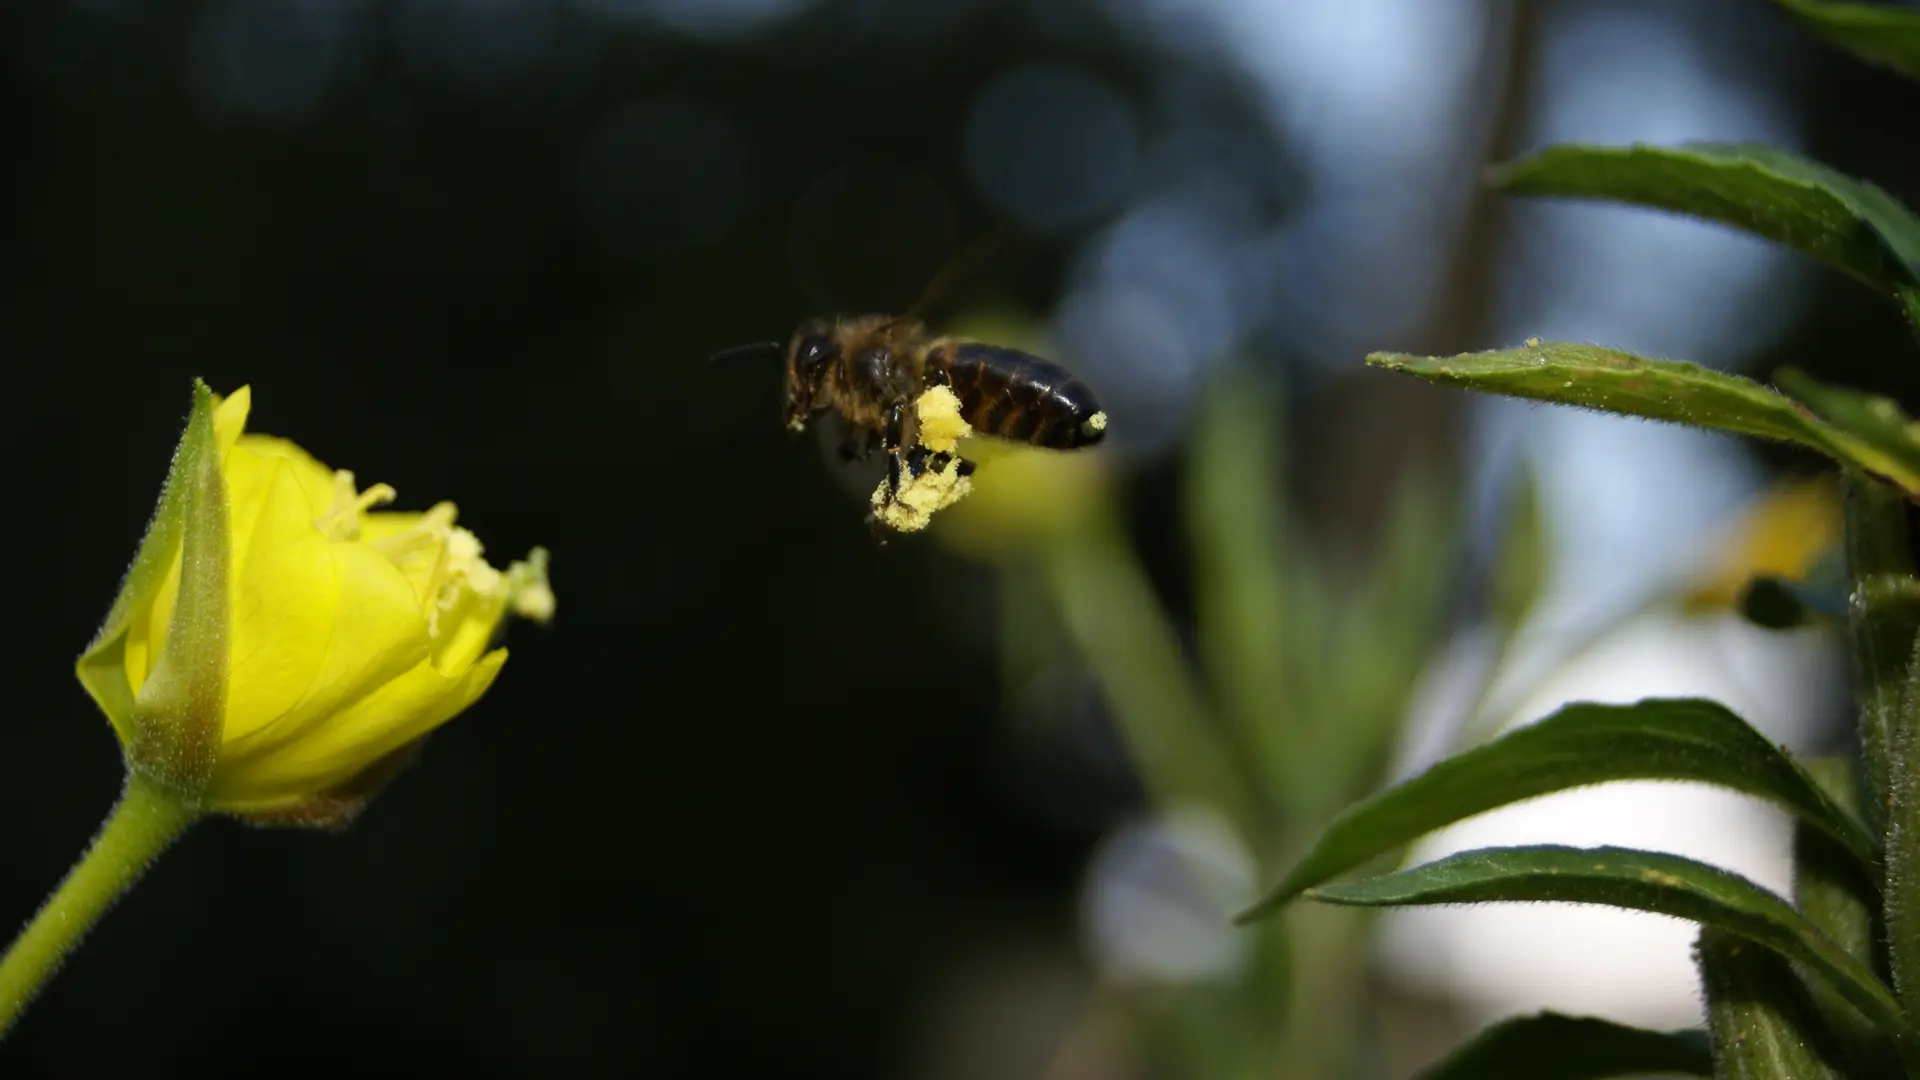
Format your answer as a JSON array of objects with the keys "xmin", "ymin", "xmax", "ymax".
[{"xmin": 927, "ymin": 343, "xmax": 1107, "ymax": 448}]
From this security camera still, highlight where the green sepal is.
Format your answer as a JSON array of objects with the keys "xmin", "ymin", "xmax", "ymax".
[{"xmin": 78, "ymin": 381, "xmax": 229, "ymax": 796}]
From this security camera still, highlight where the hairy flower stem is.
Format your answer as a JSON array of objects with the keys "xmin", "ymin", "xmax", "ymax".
[{"xmin": 0, "ymin": 774, "xmax": 199, "ymax": 1038}]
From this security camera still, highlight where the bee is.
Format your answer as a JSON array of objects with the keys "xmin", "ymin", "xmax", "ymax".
[{"xmin": 715, "ymin": 238, "xmax": 1108, "ymax": 528}]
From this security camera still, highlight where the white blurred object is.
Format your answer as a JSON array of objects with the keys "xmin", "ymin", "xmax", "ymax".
[
  {"xmin": 1080, "ymin": 807, "xmax": 1257, "ymax": 986},
  {"xmin": 1376, "ymin": 610, "xmax": 1842, "ymax": 1029}
]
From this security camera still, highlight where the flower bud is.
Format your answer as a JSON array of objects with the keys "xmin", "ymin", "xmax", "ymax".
[{"xmin": 77, "ymin": 382, "xmax": 552, "ymax": 826}]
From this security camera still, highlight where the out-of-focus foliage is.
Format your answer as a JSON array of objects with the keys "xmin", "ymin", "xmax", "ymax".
[
  {"xmin": 1248, "ymin": 6, "xmax": 1920, "ymax": 1077},
  {"xmin": 933, "ymin": 311, "xmax": 1469, "ymax": 1076}
]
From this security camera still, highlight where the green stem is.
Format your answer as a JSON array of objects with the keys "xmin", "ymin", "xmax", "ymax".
[
  {"xmin": 1892, "ymin": 631, "xmax": 1920, "ymax": 1019},
  {"xmin": 0, "ymin": 773, "xmax": 200, "ymax": 1038}
]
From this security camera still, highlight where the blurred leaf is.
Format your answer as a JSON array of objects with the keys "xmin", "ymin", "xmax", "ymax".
[
  {"xmin": 1696, "ymin": 926, "xmax": 1857, "ymax": 1080},
  {"xmin": 1794, "ymin": 758, "xmax": 1906, "ymax": 1078},
  {"xmin": 1367, "ymin": 345, "xmax": 1920, "ymax": 498},
  {"xmin": 1302, "ymin": 845, "xmax": 1917, "ymax": 1054},
  {"xmin": 1041, "ymin": 514, "xmax": 1264, "ymax": 844},
  {"xmin": 1236, "ymin": 698, "xmax": 1878, "ymax": 922},
  {"xmin": 1323, "ymin": 466, "xmax": 1462, "ymax": 810},
  {"xmin": 1185, "ymin": 376, "xmax": 1301, "ymax": 819},
  {"xmin": 1841, "ymin": 470, "xmax": 1920, "ymax": 832},
  {"xmin": 1491, "ymin": 460, "xmax": 1547, "ymax": 632},
  {"xmin": 1772, "ymin": 0, "xmax": 1920, "ymax": 82},
  {"xmin": 1411, "ymin": 1013, "xmax": 1711, "ymax": 1080},
  {"xmin": 1491, "ymin": 143, "xmax": 1920, "ymax": 294}
]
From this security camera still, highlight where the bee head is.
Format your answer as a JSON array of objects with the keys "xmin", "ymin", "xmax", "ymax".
[{"xmin": 782, "ymin": 319, "xmax": 839, "ymax": 432}]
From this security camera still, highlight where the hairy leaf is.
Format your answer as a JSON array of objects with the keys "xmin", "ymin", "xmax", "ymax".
[
  {"xmin": 1413, "ymin": 1012, "xmax": 1711, "ymax": 1079},
  {"xmin": 1367, "ymin": 345, "xmax": 1920, "ymax": 498},
  {"xmin": 1304, "ymin": 845, "xmax": 1915, "ymax": 1057},
  {"xmin": 1772, "ymin": 0, "xmax": 1920, "ymax": 82},
  {"xmin": 1492, "ymin": 143, "xmax": 1920, "ymax": 294},
  {"xmin": 1236, "ymin": 698, "xmax": 1876, "ymax": 921}
]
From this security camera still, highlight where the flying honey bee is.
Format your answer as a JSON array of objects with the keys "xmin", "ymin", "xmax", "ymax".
[{"xmin": 713, "ymin": 235, "xmax": 1109, "ymax": 531}]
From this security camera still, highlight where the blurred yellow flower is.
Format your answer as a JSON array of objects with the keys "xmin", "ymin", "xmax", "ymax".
[
  {"xmin": 1680, "ymin": 474, "xmax": 1840, "ymax": 613},
  {"xmin": 76, "ymin": 383, "xmax": 552, "ymax": 825}
]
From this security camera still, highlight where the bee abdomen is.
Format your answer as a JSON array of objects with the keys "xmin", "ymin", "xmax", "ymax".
[{"xmin": 931, "ymin": 343, "xmax": 1107, "ymax": 449}]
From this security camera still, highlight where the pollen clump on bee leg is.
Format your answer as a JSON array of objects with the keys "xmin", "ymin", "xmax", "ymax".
[
  {"xmin": 870, "ymin": 385, "xmax": 976, "ymax": 533},
  {"xmin": 913, "ymin": 383, "xmax": 973, "ymax": 454}
]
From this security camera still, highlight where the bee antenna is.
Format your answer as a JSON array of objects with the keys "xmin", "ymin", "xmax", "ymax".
[{"xmin": 708, "ymin": 341, "xmax": 784, "ymax": 364}]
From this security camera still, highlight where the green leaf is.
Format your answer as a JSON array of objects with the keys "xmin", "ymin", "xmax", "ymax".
[
  {"xmin": 1236, "ymin": 698, "xmax": 1877, "ymax": 921},
  {"xmin": 1773, "ymin": 0, "xmax": 1920, "ymax": 83},
  {"xmin": 1775, "ymin": 368, "xmax": 1920, "ymax": 500},
  {"xmin": 1796, "ymin": 761, "xmax": 1884, "ymax": 968},
  {"xmin": 1794, "ymin": 758, "xmax": 1906, "ymax": 1078},
  {"xmin": 1303, "ymin": 845, "xmax": 1917, "ymax": 1057},
  {"xmin": 1367, "ymin": 344, "xmax": 1920, "ymax": 499},
  {"xmin": 1492, "ymin": 143, "xmax": 1920, "ymax": 294},
  {"xmin": 1411, "ymin": 1013, "xmax": 1711, "ymax": 1079},
  {"xmin": 1696, "ymin": 926, "xmax": 1855, "ymax": 1079}
]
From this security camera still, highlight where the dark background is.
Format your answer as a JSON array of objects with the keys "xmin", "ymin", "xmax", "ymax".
[{"xmin": 3, "ymin": 0, "xmax": 1917, "ymax": 1075}]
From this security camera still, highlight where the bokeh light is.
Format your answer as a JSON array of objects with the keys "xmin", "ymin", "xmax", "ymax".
[{"xmin": 963, "ymin": 62, "xmax": 1140, "ymax": 233}]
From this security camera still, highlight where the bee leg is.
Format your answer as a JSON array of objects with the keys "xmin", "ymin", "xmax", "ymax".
[
  {"xmin": 883, "ymin": 402, "xmax": 907, "ymax": 454},
  {"xmin": 884, "ymin": 445, "xmax": 906, "ymax": 503},
  {"xmin": 955, "ymin": 457, "xmax": 977, "ymax": 478},
  {"xmin": 926, "ymin": 450, "xmax": 953, "ymax": 473},
  {"xmin": 876, "ymin": 401, "xmax": 912, "ymax": 503},
  {"xmin": 904, "ymin": 446, "xmax": 937, "ymax": 484}
]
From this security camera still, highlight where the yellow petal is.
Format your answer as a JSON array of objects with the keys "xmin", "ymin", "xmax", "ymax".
[
  {"xmin": 235, "ymin": 433, "xmax": 335, "ymax": 520},
  {"xmin": 209, "ymin": 648, "xmax": 506, "ymax": 809},
  {"xmin": 212, "ymin": 386, "xmax": 252, "ymax": 453},
  {"xmin": 362, "ymin": 504, "xmax": 456, "ymax": 545},
  {"xmin": 215, "ymin": 457, "xmax": 424, "ymax": 755}
]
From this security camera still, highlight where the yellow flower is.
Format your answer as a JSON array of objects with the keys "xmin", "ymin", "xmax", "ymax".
[{"xmin": 76, "ymin": 382, "xmax": 552, "ymax": 826}]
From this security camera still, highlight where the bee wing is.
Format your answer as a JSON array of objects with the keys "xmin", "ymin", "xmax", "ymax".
[{"xmin": 891, "ymin": 225, "xmax": 1009, "ymax": 330}]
